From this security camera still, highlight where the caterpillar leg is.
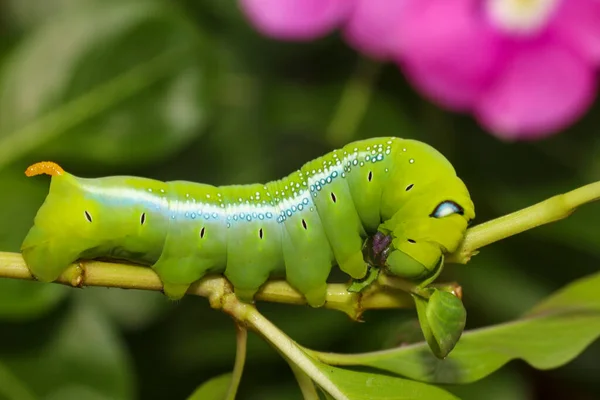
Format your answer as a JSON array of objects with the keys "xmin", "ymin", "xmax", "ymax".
[
  {"xmin": 21, "ymin": 229, "xmax": 87, "ymax": 283},
  {"xmin": 162, "ymin": 281, "xmax": 191, "ymax": 300},
  {"xmin": 222, "ymin": 191, "xmax": 284, "ymax": 304},
  {"xmin": 225, "ymin": 266, "xmax": 270, "ymax": 304},
  {"xmin": 286, "ymin": 270, "xmax": 328, "ymax": 308},
  {"xmin": 303, "ymin": 283, "xmax": 328, "ymax": 308},
  {"xmin": 224, "ymin": 255, "xmax": 278, "ymax": 303},
  {"xmin": 279, "ymin": 207, "xmax": 334, "ymax": 308},
  {"xmin": 309, "ymin": 169, "xmax": 367, "ymax": 280},
  {"xmin": 338, "ymin": 251, "xmax": 368, "ymax": 280},
  {"xmin": 152, "ymin": 256, "xmax": 207, "ymax": 300},
  {"xmin": 233, "ymin": 287, "xmax": 259, "ymax": 303},
  {"xmin": 284, "ymin": 243, "xmax": 331, "ymax": 308}
]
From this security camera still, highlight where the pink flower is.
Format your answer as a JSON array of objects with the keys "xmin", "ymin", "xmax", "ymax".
[
  {"xmin": 238, "ymin": 0, "xmax": 352, "ymax": 41},
  {"xmin": 394, "ymin": 0, "xmax": 600, "ymax": 140},
  {"xmin": 238, "ymin": 0, "xmax": 405, "ymax": 59},
  {"xmin": 239, "ymin": 0, "xmax": 600, "ymax": 140}
]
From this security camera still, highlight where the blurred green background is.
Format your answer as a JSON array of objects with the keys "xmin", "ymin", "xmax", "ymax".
[{"xmin": 0, "ymin": 1, "xmax": 598, "ymax": 399}]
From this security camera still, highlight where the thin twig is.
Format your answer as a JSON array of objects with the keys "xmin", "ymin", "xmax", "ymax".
[
  {"xmin": 225, "ymin": 322, "xmax": 247, "ymax": 400},
  {"xmin": 447, "ymin": 181, "xmax": 600, "ymax": 264},
  {"xmin": 219, "ymin": 296, "xmax": 349, "ymax": 400},
  {"xmin": 287, "ymin": 361, "xmax": 321, "ymax": 400}
]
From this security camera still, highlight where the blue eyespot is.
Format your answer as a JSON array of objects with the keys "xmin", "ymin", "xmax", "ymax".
[{"xmin": 430, "ymin": 200, "xmax": 464, "ymax": 218}]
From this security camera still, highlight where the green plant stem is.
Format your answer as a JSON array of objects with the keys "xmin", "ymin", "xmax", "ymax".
[
  {"xmin": 0, "ymin": 252, "xmax": 413, "ymax": 320},
  {"xmin": 246, "ymin": 312, "xmax": 347, "ymax": 399},
  {"xmin": 326, "ymin": 58, "xmax": 381, "ymax": 146},
  {"xmin": 225, "ymin": 322, "xmax": 247, "ymax": 400},
  {"xmin": 220, "ymin": 296, "xmax": 348, "ymax": 400},
  {"xmin": 287, "ymin": 358, "xmax": 321, "ymax": 400},
  {"xmin": 447, "ymin": 180, "xmax": 600, "ymax": 264}
]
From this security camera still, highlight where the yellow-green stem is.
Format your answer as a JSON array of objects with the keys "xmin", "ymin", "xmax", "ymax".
[
  {"xmin": 0, "ymin": 252, "xmax": 413, "ymax": 320},
  {"xmin": 225, "ymin": 322, "xmax": 247, "ymax": 400},
  {"xmin": 447, "ymin": 181, "xmax": 600, "ymax": 264},
  {"xmin": 288, "ymin": 361, "xmax": 320, "ymax": 400},
  {"xmin": 225, "ymin": 300, "xmax": 348, "ymax": 400}
]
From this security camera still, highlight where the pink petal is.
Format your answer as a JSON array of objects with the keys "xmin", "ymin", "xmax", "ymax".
[
  {"xmin": 342, "ymin": 0, "xmax": 407, "ymax": 60},
  {"xmin": 239, "ymin": 0, "xmax": 353, "ymax": 41},
  {"xmin": 394, "ymin": 0, "xmax": 504, "ymax": 110},
  {"xmin": 476, "ymin": 41, "xmax": 597, "ymax": 140},
  {"xmin": 551, "ymin": 0, "xmax": 600, "ymax": 65}
]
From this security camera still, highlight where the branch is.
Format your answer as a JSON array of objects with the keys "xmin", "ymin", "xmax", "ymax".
[
  {"xmin": 0, "ymin": 252, "xmax": 413, "ymax": 321},
  {"xmin": 218, "ymin": 295, "xmax": 350, "ymax": 400},
  {"xmin": 225, "ymin": 322, "xmax": 247, "ymax": 400},
  {"xmin": 288, "ymin": 360, "xmax": 321, "ymax": 400},
  {"xmin": 446, "ymin": 181, "xmax": 600, "ymax": 264}
]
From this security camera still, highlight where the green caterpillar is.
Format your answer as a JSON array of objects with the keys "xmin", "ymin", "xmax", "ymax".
[{"xmin": 21, "ymin": 137, "xmax": 475, "ymax": 307}]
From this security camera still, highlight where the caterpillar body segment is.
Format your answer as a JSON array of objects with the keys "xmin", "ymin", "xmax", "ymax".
[{"xmin": 21, "ymin": 137, "xmax": 475, "ymax": 306}]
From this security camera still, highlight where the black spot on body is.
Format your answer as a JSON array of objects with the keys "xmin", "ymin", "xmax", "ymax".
[
  {"xmin": 84, "ymin": 210, "xmax": 92, "ymax": 222},
  {"xmin": 140, "ymin": 212, "xmax": 146, "ymax": 225},
  {"xmin": 200, "ymin": 227, "xmax": 206, "ymax": 238},
  {"xmin": 259, "ymin": 228, "xmax": 263, "ymax": 239},
  {"xmin": 368, "ymin": 171, "xmax": 373, "ymax": 181},
  {"xmin": 407, "ymin": 239, "xmax": 416, "ymax": 243},
  {"xmin": 405, "ymin": 184, "xmax": 414, "ymax": 191},
  {"xmin": 302, "ymin": 219, "xmax": 307, "ymax": 230},
  {"xmin": 330, "ymin": 192, "xmax": 337, "ymax": 203}
]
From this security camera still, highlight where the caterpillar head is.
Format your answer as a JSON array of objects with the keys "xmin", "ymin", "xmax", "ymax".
[
  {"xmin": 21, "ymin": 162, "xmax": 166, "ymax": 282},
  {"xmin": 378, "ymin": 141, "xmax": 475, "ymax": 280}
]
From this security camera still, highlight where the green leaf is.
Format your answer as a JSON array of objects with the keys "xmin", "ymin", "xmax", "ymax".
[
  {"xmin": 0, "ymin": 0, "xmax": 216, "ymax": 169},
  {"xmin": 413, "ymin": 289, "xmax": 466, "ymax": 359},
  {"xmin": 347, "ymin": 267, "xmax": 379, "ymax": 293},
  {"xmin": 186, "ymin": 373, "xmax": 232, "ymax": 400},
  {"xmin": 3, "ymin": 298, "xmax": 134, "ymax": 399},
  {"xmin": 314, "ymin": 271, "xmax": 600, "ymax": 384},
  {"xmin": 453, "ymin": 249, "xmax": 552, "ymax": 324},
  {"xmin": 243, "ymin": 300, "xmax": 457, "ymax": 399},
  {"xmin": 312, "ymin": 359, "xmax": 459, "ymax": 400}
]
